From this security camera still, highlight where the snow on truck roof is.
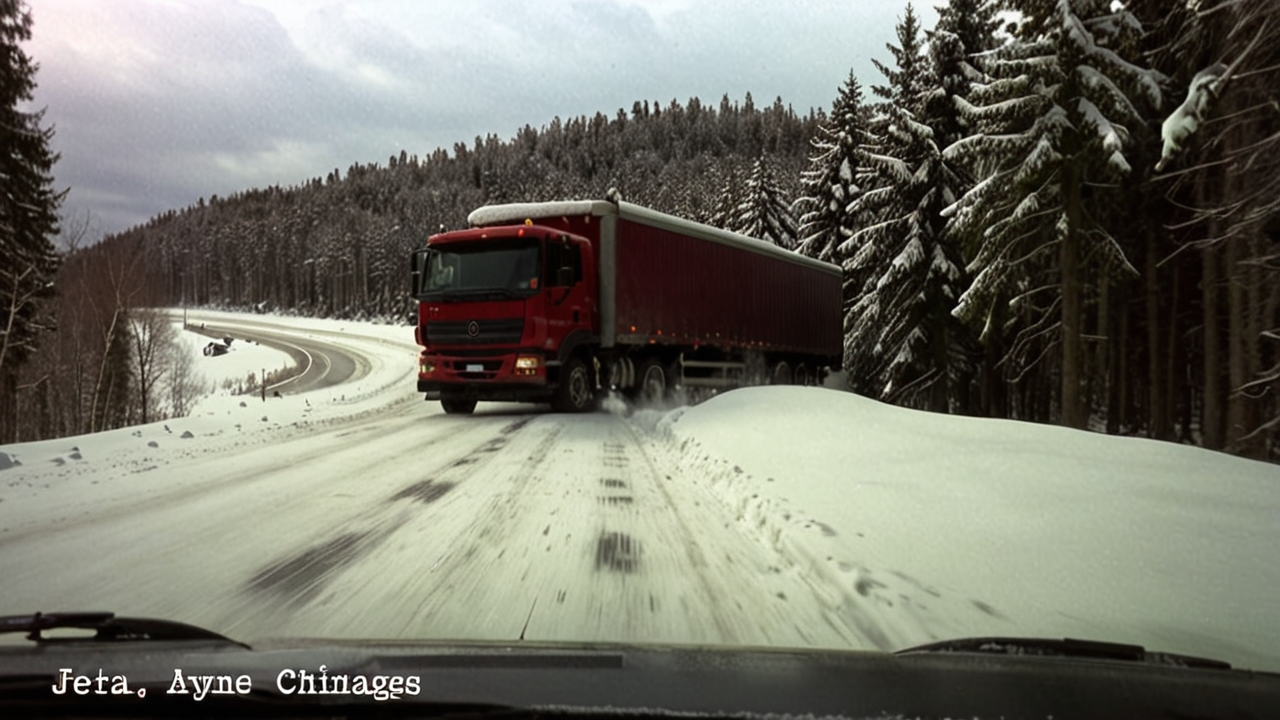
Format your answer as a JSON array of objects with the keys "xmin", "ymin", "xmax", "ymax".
[{"xmin": 468, "ymin": 200, "xmax": 842, "ymax": 276}]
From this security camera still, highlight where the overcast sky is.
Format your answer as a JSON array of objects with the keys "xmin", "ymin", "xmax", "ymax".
[{"xmin": 27, "ymin": 0, "xmax": 941, "ymax": 237}]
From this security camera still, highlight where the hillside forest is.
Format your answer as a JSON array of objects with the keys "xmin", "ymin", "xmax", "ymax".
[{"xmin": 4, "ymin": 0, "xmax": 1279, "ymax": 464}]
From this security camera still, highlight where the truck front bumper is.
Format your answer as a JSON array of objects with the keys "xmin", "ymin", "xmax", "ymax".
[
  {"xmin": 418, "ymin": 350, "xmax": 553, "ymax": 402},
  {"xmin": 418, "ymin": 380, "xmax": 554, "ymax": 403}
]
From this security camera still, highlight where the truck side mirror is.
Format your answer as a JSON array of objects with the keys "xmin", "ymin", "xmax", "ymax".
[
  {"xmin": 410, "ymin": 249, "xmax": 425, "ymax": 298},
  {"xmin": 556, "ymin": 266, "xmax": 574, "ymax": 287}
]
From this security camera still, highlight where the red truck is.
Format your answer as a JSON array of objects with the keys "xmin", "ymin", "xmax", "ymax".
[{"xmin": 409, "ymin": 199, "xmax": 842, "ymax": 414}]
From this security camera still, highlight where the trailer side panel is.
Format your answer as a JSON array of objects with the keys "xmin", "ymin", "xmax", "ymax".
[{"xmin": 612, "ymin": 218, "xmax": 841, "ymax": 360}]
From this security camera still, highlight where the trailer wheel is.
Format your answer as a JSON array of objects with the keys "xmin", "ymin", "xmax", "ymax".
[
  {"xmin": 638, "ymin": 359, "xmax": 667, "ymax": 406},
  {"xmin": 554, "ymin": 356, "xmax": 595, "ymax": 413},
  {"xmin": 793, "ymin": 363, "xmax": 811, "ymax": 386},
  {"xmin": 770, "ymin": 361, "xmax": 792, "ymax": 385},
  {"xmin": 441, "ymin": 397, "xmax": 477, "ymax": 414}
]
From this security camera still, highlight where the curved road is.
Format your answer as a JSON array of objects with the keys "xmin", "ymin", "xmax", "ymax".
[
  {"xmin": 0, "ymin": 316, "xmax": 906, "ymax": 653},
  {"xmin": 187, "ymin": 320, "xmax": 363, "ymax": 393}
]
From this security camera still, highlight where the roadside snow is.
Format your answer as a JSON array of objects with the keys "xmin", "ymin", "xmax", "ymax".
[
  {"xmin": 173, "ymin": 320, "xmax": 295, "ymax": 394},
  {"xmin": 668, "ymin": 387, "xmax": 1280, "ymax": 671},
  {"xmin": 1, "ymin": 310, "xmax": 419, "ymax": 476}
]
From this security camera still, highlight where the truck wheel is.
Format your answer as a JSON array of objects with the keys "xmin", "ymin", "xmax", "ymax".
[
  {"xmin": 771, "ymin": 361, "xmax": 792, "ymax": 385},
  {"xmin": 638, "ymin": 359, "xmax": 667, "ymax": 406},
  {"xmin": 441, "ymin": 398, "xmax": 477, "ymax": 414},
  {"xmin": 554, "ymin": 356, "xmax": 595, "ymax": 413},
  {"xmin": 793, "ymin": 363, "xmax": 811, "ymax": 386}
]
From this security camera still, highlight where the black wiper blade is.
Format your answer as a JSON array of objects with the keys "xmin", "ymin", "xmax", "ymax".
[
  {"xmin": 440, "ymin": 288, "xmax": 523, "ymax": 302},
  {"xmin": 897, "ymin": 636, "xmax": 1232, "ymax": 670},
  {"xmin": 0, "ymin": 612, "xmax": 248, "ymax": 648}
]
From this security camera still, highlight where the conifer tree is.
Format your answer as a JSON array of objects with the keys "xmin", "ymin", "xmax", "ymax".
[
  {"xmin": 935, "ymin": 0, "xmax": 1001, "ymax": 59},
  {"xmin": 793, "ymin": 72, "xmax": 870, "ymax": 265},
  {"xmin": 945, "ymin": 0, "xmax": 1159, "ymax": 428},
  {"xmin": 0, "ymin": 0, "xmax": 64, "ymax": 441},
  {"xmin": 731, "ymin": 156, "xmax": 797, "ymax": 249},
  {"xmin": 842, "ymin": 4, "xmax": 970, "ymax": 411}
]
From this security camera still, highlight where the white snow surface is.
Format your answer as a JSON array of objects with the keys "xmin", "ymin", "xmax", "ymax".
[
  {"xmin": 670, "ymin": 388, "xmax": 1280, "ymax": 672},
  {"xmin": 173, "ymin": 319, "xmax": 295, "ymax": 394},
  {"xmin": 2, "ymin": 312, "xmax": 1279, "ymax": 674}
]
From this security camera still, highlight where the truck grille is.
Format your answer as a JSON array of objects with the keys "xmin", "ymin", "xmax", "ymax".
[
  {"xmin": 426, "ymin": 318, "xmax": 524, "ymax": 345},
  {"xmin": 450, "ymin": 359, "xmax": 503, "ymax": 380}
]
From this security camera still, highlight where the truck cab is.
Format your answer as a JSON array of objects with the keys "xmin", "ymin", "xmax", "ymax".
[{"xmin": 411, "ymin": 223, "xmax": 598, "ymax": 414}]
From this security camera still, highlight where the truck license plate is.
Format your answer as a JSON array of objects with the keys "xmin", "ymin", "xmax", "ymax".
[{"xmin": 466, "ymin": 364, "xmax": 483, "ymax": 372}]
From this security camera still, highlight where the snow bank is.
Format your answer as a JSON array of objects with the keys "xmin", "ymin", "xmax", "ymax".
[{"xmin": 668, "ymin": 386, "xmax": 1280, "ymax": 672}]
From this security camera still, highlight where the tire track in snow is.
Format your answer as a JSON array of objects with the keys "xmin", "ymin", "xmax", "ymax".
[
  {"xmin": 221, "ymin": 415, "xmax": 554, "ymax": 634},
  {"xmin": 237, "ymin": 413, "xmax": 569, "ymax": 640},
  {"xmin": 0, "ymin": 407, "xmax": 493, "ymax": 549}
]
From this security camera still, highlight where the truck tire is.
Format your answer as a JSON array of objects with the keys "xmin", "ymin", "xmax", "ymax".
[
  {"xmin": 554, "ymin": 356, "xmax": 595, "ymax": 413},
  {"xmin": 793, "ymin": 363, "xmax": 811, "ymax": 386},
  {"xmin": 771, "ymin": 360, "xmax": 792, "ymax": 385},
  {"xmin": 441, "ymin": 397, "xmax": 477, "ymax": 414},
  {"xmin": 638, "ymin": 358, "xmax": 667, "ymax": 406}
]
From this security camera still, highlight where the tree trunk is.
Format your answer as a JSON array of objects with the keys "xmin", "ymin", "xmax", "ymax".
[
  {"xmin": 1226, "ymin": 234, "xmax": 1246, "ymax": 449},
  {"xmin": 1243, "ymin": 230, "xmax": 1263, "ymax": 457},
  {"xmin": 1145, "ymin": 225, "xmax": 1169, "ymax": 439},
  {"xmin": 1201, "ymin": 185, "xmax": 1223, "ymax": 450},
  {"xmin": 1166, "ymin": 262, "xmax": 1180, "ymax": 438},
  {"xmin": 1096, "ymin": 270, "xmax": 1110, "ymax": 430},
  {"xmin": 1061, "ymin": 171, "xmax": 1085, "ymax": 429},
  {"xmin": 1107, "ymin": 281, "xmax": 1124, "ymax": 434}
]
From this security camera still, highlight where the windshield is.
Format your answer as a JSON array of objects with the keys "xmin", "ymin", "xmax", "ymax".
[
  {"xmin": 4, "ymin": 0, "xmax": 1280, "ymax": 703},
  {"xmin": 422, "ymin": 240, "xmax": 537, "ymax": 294},
  {"xmin": 420, "ymin": 240, "xmax": 540, "ymax": 298}
]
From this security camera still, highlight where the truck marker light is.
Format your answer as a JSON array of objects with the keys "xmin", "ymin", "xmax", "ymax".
[
  {"xmin": 530, "ymin": 278, "xmax": 538, "ymax": 289},
  {"xmin": 518, "ymin": 228, "xmax": 525, "ymax": 237}
]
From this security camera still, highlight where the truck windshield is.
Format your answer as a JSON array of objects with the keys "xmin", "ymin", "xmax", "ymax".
[{"xmin": 420, "ymin": 239, "xmax": 540, "ymax": 301}]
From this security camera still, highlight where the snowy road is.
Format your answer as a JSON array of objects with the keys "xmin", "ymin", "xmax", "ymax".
[
  {"xmin": 5, "ymin": 311, "xmax": 1280, "ymax": 674},
  {"xmin": 0, "ymin": 312, "xmax": 898, "ymax": 650},
  {"xmin": 186, "ymin": 318, "xmax": 365, "ymax": 393}
]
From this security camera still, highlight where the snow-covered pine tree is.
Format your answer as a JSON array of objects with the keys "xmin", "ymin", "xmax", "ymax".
[
  {"xmin": 840, "ymin": 4, "xmax": 971, "ymax": 412},
  {"xmin": 1137, "ymin": 0, "xmax": 1280, "ymax": 456},
  {"xmin": 935, "ymin": 0, "xmax": 1001, "ymax": 59},
  {"xmin": 944, "ymin": 0, "xmax": 1160, "ymax": 428},
  {"xmin": 705, "ymin": 159, "xmax": 744, "ymax": 230},
  {"xmin": 0, "ymin": 0, "xmax": 64, "ymax": 442},
  {"xmin": 871, "ymin": 2, "xmax": 927, "ymax": 109},
  {"xmin": 730, "ymin": 156, "xmax": 798, "ymax": 249},
  {"xmin": 793, "ymin": 72, "xmax": 870, "ymax": 265}
]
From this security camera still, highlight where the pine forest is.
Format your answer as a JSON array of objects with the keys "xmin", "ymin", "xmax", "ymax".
[{"xmin": 4, "ymin": 0, "xmax": 1280, "ymax": 464}]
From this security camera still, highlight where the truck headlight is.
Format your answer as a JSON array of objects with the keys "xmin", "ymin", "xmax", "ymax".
[
  {"xmin": 420, "ymin": 361, "xmax": 436, "ymax": 375},
  {"xmin": 515, "ymin": 355, "xmax": 541, "ymax": 376}
]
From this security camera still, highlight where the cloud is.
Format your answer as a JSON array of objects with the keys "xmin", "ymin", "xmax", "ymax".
[{"xmin": 28, "ymin": 0, "xmax": 938, "ymax": 236}]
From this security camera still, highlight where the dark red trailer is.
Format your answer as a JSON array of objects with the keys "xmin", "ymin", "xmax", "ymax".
[{"xmin": 410, "ymin": 199, "xmax": 841, "ymax": 414}]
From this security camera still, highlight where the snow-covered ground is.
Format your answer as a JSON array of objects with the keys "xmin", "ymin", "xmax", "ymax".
[
  {"xmin": 2, "ymin": 312, "xmax": 1279, "ymax": 674},
  {"xmin": 666, "ymin": 389, "xmax": 1280, "ymax": 672},
  {"xmin": 173, "ymin": 318, "xmax": 296, "ymax": 396}
]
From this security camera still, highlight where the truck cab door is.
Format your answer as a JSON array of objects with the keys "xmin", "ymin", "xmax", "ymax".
[{"xmin": 543, "ymin": 237, "xmax": 593, "ymax": 347}]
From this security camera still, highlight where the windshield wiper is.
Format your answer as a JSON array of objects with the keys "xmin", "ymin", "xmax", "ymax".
[
  {"xmin": 439, "ymin": 288, "xmax": 524, "ymax": 302},
  {"xmin": 897, "ymin": 636, "xmax": 1232, "ymax": 670},
  {"xmin": 0, "ymin": 612, "xmax": 248, "ymax": 648}
]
